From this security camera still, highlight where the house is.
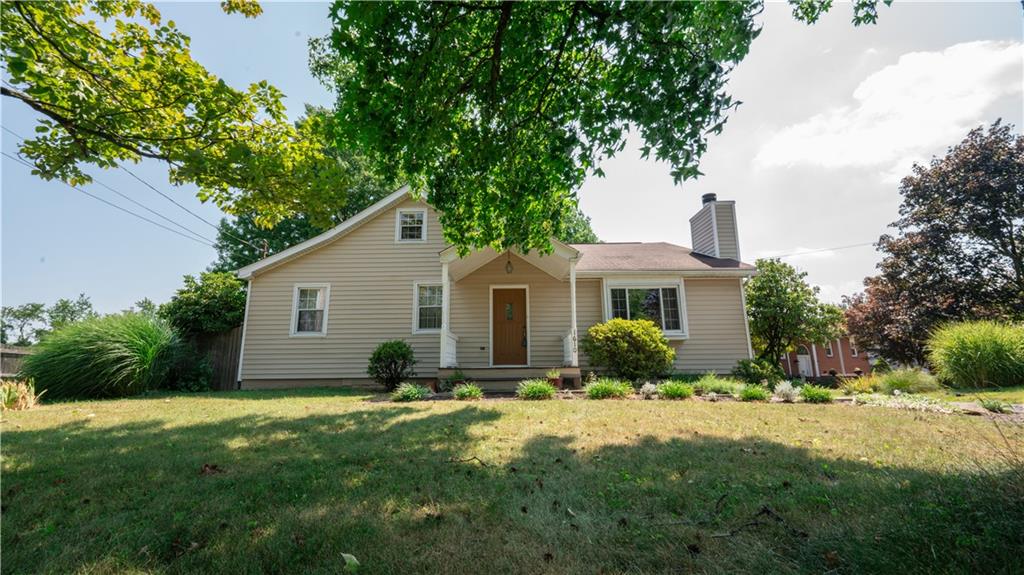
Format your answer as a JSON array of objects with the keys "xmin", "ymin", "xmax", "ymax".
[
  {"xmin": 234, "ymin": 189, "xmax": 756, "ymax": 390},
  {"xmin": 780, "ymin": 335, "xmax": 871, "ymax": 379}
]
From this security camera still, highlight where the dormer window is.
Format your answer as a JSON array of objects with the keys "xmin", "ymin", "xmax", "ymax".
[{"xmin": 396, "ymin": 208, "xmax": 427, "ymax": 242}]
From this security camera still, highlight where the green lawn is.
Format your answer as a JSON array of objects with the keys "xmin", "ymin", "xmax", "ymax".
[
  {"xmin": 3, "ymin": 390, "xmax": 1022, "ymax": 574},
  {"xmin": 924, "ymin": 385, "xmax": 1024, "ymax": 405}
]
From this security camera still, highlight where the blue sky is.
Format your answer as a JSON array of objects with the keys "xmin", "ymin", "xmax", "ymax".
[{"xmin": 2, "ymin": 2, "xmax": 1022, "ymax": 313}]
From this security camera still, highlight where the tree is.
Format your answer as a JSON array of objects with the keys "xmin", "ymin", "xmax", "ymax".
[
  {"xmin": 745, "ymin": 259, "xmax": 844, "ymax": 363},
  {"xmin": 0, "ymin": 0, "xmax": 356, "ymax": 229},
  {"xmin": 159, "ymin": 272, "xmax": 247, "ymax": 336},
  {"xmin": 210, "ymin": 108, "xmax": 398, "ymax": 271},
  {"xmin": 557, "ymin": 206, "xmax": 600, "ymax": 244},
  {"xmin": 845, "ymin": 121, "xmax": 1024, "ymax": 363},
  {"xmin": 46, "ymin": 294, "xmax": 97, "ymax": 331},
  {"xmin": 0, "ymin": 303, "xmax": 46, "ymax": 346},
  {"xmin": 316, "ymin": 0, "xmax": 887, "ymax": 252}
]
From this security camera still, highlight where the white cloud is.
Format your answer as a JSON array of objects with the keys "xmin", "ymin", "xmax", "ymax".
[{"xmin": 754, "ymin": 41, "xmax": 1023, "ymax": 178}]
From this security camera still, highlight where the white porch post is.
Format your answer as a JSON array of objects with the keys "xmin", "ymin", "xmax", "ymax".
[
  {"xmin": 569, "ymin": 258, "xmax": 578, "ymax": 367},
  {"xmin": 440, "ymin": 260, "xmax": 451, "ymax": 367}
]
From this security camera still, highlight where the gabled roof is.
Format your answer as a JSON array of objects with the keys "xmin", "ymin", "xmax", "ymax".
[
  {"xmin": 571, "ymin": 242, "xmax": 754, "ymax": 275},
  {"xmin": 236, "ymin": 185, "xmax": 411, "ymax": 279}
]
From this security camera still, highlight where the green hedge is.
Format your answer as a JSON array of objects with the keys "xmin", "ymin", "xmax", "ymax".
[{"xmin": 580, "ymin": 319, "xmax": 675, "ymax": 381}]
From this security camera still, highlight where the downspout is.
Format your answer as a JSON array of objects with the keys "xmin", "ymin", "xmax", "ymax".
[{"xmin": 235, "ymin": 277, "xmax": 252, "ymax": 389}]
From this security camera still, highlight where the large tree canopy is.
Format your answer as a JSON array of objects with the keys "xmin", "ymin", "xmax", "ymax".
[
  {"xmin": 0, "ymin": 0, "xmax": 354, "ymax": 228},
  {"xmin": 318, "ymin": 0, "xmax": 887, "ymax": 252},
  {"xmin": 845, "ymin": 121, "xmax": 1023, "ymax": 363}
]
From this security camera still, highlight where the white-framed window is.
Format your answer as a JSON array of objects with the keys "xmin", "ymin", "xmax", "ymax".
[
  {"xmin": 290, "ymin": 283, "xmax": 330, "ymax": 336},
  {"xmin": 605, "ymin": 281, "xmax": 686, "ymax": 336},
  {"xmin": 413, "ymin": 282, "xmax": 442, "ymax": 333},
  {"xmin": 850, "ymin": 340, "xmax": 859, "ymax": 357},
  {"xmin": 396, "ymin": 208, "xmax": 427, "ymax": 242},
  {"xmin": 825, "ymin": 341, "xmax": 834, "ymax": 357}
]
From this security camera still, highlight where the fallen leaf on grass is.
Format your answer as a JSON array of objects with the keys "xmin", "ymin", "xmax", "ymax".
[{"xmin": 199, "ymin": 464, "xmax": 224, "ymax": 476}]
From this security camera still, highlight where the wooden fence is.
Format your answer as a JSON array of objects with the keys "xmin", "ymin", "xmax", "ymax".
[
  {"xmin": 197, "ymin": 326, "xmax": 243, "ymax": 391},
  {"xmin": 1, "ymin": 347, "xmax": 32, "ymax": 379}
]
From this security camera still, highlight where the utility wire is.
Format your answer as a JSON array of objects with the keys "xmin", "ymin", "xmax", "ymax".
[
  {"xmin": 2, "ymin": 125, "xmax": 215, "ymax": 244},
  {"xmin": 771, "ymin": 241, "xmax": 877, "ymax": 259},
  {"xmin": 2, "ymin": 151, "xmax": 215, "ymax": 247},
  {"xmin": 118, "ymin": 165, "xmax": 261, "ymax": 250}
]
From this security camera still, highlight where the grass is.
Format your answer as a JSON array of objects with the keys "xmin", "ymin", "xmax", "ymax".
[
  {"xmin": 3, "ymin": 389, "xmax": 1023, "ymax": 574},
  {"xmin": 517, "ymin": 379, "xmax": 557, "ymax": 400},
  {"xmin": 924, "ymin": 385, "xmax": 1024, "ymax": 405},
  {"xmin": 583, "ymin": 378, "xmax": 633, "ymax": 399},
  {"xmin": 691, "ymin": 373, "xmax": 744, "ymax": 396}
]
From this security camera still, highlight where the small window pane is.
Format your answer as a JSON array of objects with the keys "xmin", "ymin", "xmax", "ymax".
[
  {"xmin": 418, "ymin": 306, "xmax": 441, "ymax": 330},
  {"xmin": 629, "ymin": 288, "xmax": 662, "ymax": 326},
  {"xmin": 297, "ymin": 309, "xmax": 323, "ymax": 333},
  {"xmin": 505, "ymin": 303, "xmax": 513, "ymax": 320},
  {"xmin": 611, "ymin": 289, "xmax": 628, "ymax": 319},
  {"xmin": 416, "ymin": 284, "xmax": 442, "ymax": 330},
  {"xmin": 399, "ymin": 211, "xmax": 424, "ymax": 240}
]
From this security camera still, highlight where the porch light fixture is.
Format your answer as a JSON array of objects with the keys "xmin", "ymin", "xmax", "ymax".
[{"xmin": 505, "ymin": 252, "xmax": 513, "ymax": 274}]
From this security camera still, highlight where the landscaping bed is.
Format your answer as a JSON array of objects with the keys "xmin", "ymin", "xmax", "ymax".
[{"xmin": 3, "ymin": 388, "xmax": 1022, "ymax": 574}]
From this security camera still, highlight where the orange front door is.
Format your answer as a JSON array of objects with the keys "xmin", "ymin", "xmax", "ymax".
[{"xmin": 492, "ymin": 288, "xmax": 527, "ymax": 365}]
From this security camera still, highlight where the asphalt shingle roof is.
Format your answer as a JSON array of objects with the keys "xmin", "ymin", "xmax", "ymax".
[{"xmin": 569, "ymin": 242, "xmax": 754, "ymax": 273}]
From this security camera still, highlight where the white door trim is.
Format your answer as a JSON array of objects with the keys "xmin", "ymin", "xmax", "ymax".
[{"xmin": 489, "ymin": 285, "xmax": 531, "ymax": 367}]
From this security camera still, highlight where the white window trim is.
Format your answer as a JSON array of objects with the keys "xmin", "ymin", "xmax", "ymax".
[
  {"xmin": 602, "ymin": 278, "xmax": 689, "ymax": 339},
  {"xmin": 825, "ymin": 341, "xmax": 834, "ymax": 357},
  {"xmin": 290, "ymin": 283, "xmax": 330, "ymax": 337},
  {"xmin": 849, "ymin": 338, "xmax": 859, "ymax": 357},
  {"xmin": 395, "ymin": 208, "xmax": 427, "ymax": 243},
  {"xmin": 412, "ymin": 281, "xmax": 443, "ymax": 334}
]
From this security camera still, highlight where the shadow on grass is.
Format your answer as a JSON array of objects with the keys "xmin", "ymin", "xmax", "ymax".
[{"xmin": 3, "ymin": 403, "xmax": 1022, "ymax": 574}]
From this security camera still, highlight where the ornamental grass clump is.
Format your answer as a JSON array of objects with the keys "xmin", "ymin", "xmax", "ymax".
[
  {"xmin": 517, "ymin": 379, "xmax": 557, "ymax": 400},
  {"xmin": 391, "ymin": 382, "xmax": 431, "ymax": 402},
  {"xmin": 20, "ymin": 313, "xmax": 184, "ymax": 399},
  {"xmin": 0, "ymin": 379, "xmax": 43, "ymax": 410},
  {"xmin": 655, "ymin": 381, "xmax": 694, "ymax": 400},
  {"xmin": 878, "ymin": 369, "xmax": 940, "ymax": 395},
  {"xmin": 800, "ymin": 384, "xmax": 833, "ymax": 404},
  {"xmin": 928, "ymin": 321, "xmax": 1024, "ymax": 389},
  {"xmin": 584, "ymin": 378, "xmax": 633, "ymax": 399},
  {"xmin": 453, "ymin": 383, "xmax": 484, "ymax": 400},
  {"xmin": 739, "ymin": 384, "xmax": 771, "ymax": 402},
  {"xmin": 773, "ymin": 380, "xmax": 799, "ymax": 402},
  {"xmin": 692, "ymin": 373, "xmax": 743, "ymax": 396}
]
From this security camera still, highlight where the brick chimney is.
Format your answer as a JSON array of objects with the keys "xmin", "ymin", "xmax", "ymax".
[{"xmin": 689, "ymin": 193, "xmax": 740, "ymax": 260}]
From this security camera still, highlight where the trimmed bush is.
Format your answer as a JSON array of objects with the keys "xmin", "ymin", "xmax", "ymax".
[
  {"xmin": 928, "ymin": 321, "xmax": 1024, "ymax": 389},
  {"xmin": 739, "ymin": 384, "xmax": 770, "ymax": 402},
  {"xmin": 1, "ymin": 379, "xmax": 43, "ymax": 410},
  {"xmin": 20, "ymin": 313, "xmax": 185, "ymax": 399},
  {"xmin": 732, "ymin": 358, "xmax": 784, "ymax": 387},
  {"xmin": 879, "ymin": 369, "xmax": 940, "ymax": 395},
  {"xmin": 656, "ymin": 381, "xmax": 694, "ymax": 400},
  {"xmin": 800, "ymin": 384, "xmax": 833, "ymax": 404},
  {"xmin": 517, "ymin": 379, "xmax": 557, "ymax": 400},
  {"xmin": 692, "ymin": 373, "xmax": 744, "ymax": 396},
  {"xmin": 580, "ymin": 319, "xmax": 675, "ymax": 381},
  {"xmin": 584, "ymin": 378, "xmax": 633, "ymax": 399},
  {"xmin": 368, "ymin": 340, "xmax": 417, "ymax": 392},
  {"xmin": 453, "ymin": 383, "xmax": 484, "ymax": 400},
  {"xmin": 773, "ymin": 380, "xmax": 799, "ymax": 402},
  {"xmin": 391, "ymin": 382, "xmax": 431, "ymax": 402}
]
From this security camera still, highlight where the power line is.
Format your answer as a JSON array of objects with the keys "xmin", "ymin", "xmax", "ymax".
[
  {"xmin": 2, "ymin": 125, "xmax": 215, "ymax": 244},
  {"xmin": 1, "ymin": 151, "xmax": 215, "ymax": 247},
  {"xmin": 118, "ymin": 165, "xmax": 260, "ymax": 250},
  {"xmin": 772, "ymin": 242, "xmax": 876, "ymax": 259}
]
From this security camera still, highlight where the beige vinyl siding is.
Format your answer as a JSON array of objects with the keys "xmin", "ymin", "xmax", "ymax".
[
  {"xmin": 449, "ymin": 254, "xmax": 571, "ymax": 368},
  {"xmin": 576, "ymin": 277, "xmax": 750, "ymax": 374},
  {"xmin": 674, "ymin": 278, "xmax": 750, "ymax": 372},
  {"xmin": 714, "ymin": 203, "xmax": 739, "ymax": 260},
  {"xmin": 240, "ymin": 199, "xmax": 445, "ymax": 382},
  {"xmin": 689, "ymin": 204, "xmax": 716, "ymax": 257}
]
